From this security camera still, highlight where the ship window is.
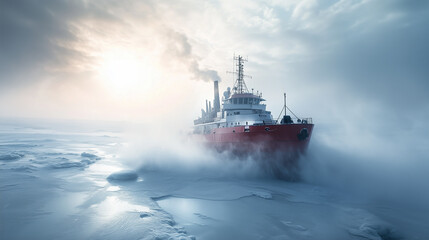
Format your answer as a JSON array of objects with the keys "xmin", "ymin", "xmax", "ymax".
[
  {"xmin": 244, "ymin": 98, "xmax": 248, "ymax": 104},
  {"xmin": 238, "ymin": 98, "xmax": 243, "ymax": 104},
  {"xmin": 233, "ymin": 98, "xmax": 237, "ymax": 104}
]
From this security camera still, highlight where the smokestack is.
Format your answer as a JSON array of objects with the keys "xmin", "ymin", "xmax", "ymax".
[
  {"xmin": 206, "ymin": 100, "xmax": 208, "ymax": 115},
  {"xmin": 209, "ymin": 101, "xmax": 212, "ymax": 113},
  {"xmin": 213, "ymin": 80, "xmax": 220, "ymax": 113}
]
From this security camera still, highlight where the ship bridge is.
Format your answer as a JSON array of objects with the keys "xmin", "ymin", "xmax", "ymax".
[
  {"xmin": 223, "ymin": 93, "xmax": 267, "ymax": 111},
  {"xmin": 223, "ymin": 92, "xmax": 273, "ymax": 126},
  {"xmin": 221, "ymin": 56, "xmax": 274, "ymax": 126}
]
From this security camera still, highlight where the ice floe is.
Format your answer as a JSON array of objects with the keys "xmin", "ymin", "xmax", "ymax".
[
  {"xmin": 81, "ymin": 152, "xmax": 100, "ymax": 159},
  {"xmin": 107, "ymin": 170, "xmax": 139, "ymax": 181},
  {"xmin": 50, "ymin": 161, "xmax": 86, "ymax": 169},
  {"xmin": 281, "ymin": 221, "xmax": 307, "ymax": 231},
  {"xmin": 348, "ymin": 222, "xmax": 399, "ymax": 240},
  {"xmin": 1, "ymin": 120, "xmax": 428, "ymax": 240},
  {"xmin": 251, "ymin": 191, "xmax": 273, "ymax": 199},
  {"xmin": 0, "ymin": 153, "xmax": 24, "ymax": 161}
]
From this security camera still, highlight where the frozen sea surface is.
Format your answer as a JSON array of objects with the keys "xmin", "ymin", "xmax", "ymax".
[{"xmin": 0, "ymin": 119, "xmax": 428, "ymax": 240}]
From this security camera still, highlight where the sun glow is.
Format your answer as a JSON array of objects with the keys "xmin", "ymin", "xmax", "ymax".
[{"xmin": 97, "ymin": 50, "xmax": 156, "ymax": 96}]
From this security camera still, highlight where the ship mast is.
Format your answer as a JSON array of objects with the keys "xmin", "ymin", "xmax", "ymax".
[{"xmin": 231, "ymin": 55, "xmax": 250, "ymax": 94}]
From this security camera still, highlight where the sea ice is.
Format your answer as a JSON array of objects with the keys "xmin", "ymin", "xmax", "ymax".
[
  {"xmin": 81, "ymin": 152, "xmax": 100, "ymax": 159},
  {"xmin": 348, "ymin": 222, "xmax": 399, "ymax": 240},
  {"xmin": 251, "ymin": 191, "xmax": 273, "ymax": 199},
  {"xmin": 107, "ymin": 170, "xmax": 139, "ymax": 181},
  {"xmin": 281, "ymin": 221, "xmax": 308, "ymax": 231},
  {"xmin": 0, "ymin": 153, "xmax": 24, "ymax": 161},
  {"xmin": 50, "ymin": 161, "xmax": 86, "ymax": 169},
  {"xmin": 1, "ymin": 119, "xmax": 428, "ymax": 240}
]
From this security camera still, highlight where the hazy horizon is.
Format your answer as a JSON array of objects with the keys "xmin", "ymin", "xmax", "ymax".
[
  {"xmin": 1, "ymin": 1, "xmax": 429, "ymax": 239},
  {"xmin": 2, "ymin": 0, "xmax": 428, "ymax": 162}
]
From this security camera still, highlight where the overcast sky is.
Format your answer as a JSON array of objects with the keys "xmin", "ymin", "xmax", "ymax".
[{"xmin": 1, "ymin": 0, "xmax": 428, "ymax": 155}]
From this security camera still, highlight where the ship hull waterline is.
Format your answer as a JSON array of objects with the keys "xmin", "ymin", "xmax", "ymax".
[{"xmin": 193, "ymin": 124, "xmax": 314, "ymax": 162}]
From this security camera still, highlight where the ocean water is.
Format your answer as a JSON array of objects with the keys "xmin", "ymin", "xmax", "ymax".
[{"xmin": 0, "ymin": 119, "xmax": 428, "ymax": 240}]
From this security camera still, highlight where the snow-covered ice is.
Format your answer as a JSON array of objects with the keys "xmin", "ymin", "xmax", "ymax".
[
  {"xmin": 107, "ymin": 170, "xmax": 139, "ymax": 181},
  {"xmin": 0, "ymin": 119, "xmax": 428, "ymax": 240}
]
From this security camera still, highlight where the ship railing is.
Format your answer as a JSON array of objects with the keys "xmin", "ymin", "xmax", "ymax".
[
  {"xmin": 300, "ymin": 118, "xmax": 313, "ymax": 124},
  {"xmin": 274, "ymin": 117, "xmax": 312, "ymax": 124}
]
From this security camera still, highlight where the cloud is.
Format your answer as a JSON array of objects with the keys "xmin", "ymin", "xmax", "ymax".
[
  {"xmin": 0, "ymin": 0, "xmax": 226, "ymax": 120},
  {"xmin": 162, "ymin": 29, "xmax": 221, "ymax": 82},
  {"xmin": 290, "ymin": 0, "xmax": 429, "ymax": 123},
  {"xmin": 0, "ymin": 0, "xmax": 221, "ymax": 93},
  {"xmin": 0, "ymin": 0, "xmax": 131, "ymax": 97}
]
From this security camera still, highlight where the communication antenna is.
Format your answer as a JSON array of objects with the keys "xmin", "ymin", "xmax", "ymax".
[{"xmin": 227, "ymin": 55, "xmax": 252, "ymax": 94}]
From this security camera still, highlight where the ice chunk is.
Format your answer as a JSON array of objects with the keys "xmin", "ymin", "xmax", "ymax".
[
  {"xmin": 80, "ymin": 159, "xmax": 96, "ymax": 165},
  {"xmin": 161, "ymin": 218, "xmax": 176, "ymax": 226},
  {"xmin": 282, "ymin": 221, "xmax": 308, "ymax": 231},
  {"xmin": 10, "ymin": 165, "xmax": 36, "ymax": 172},
  {"xmin": 0, "ymin": 153, "xmax": 24, "ymax": 161},
  {"xmin": 107, "ymin": 170, "xmax": 138, "ymax": 181},
  {"xmin": 349, "ymin": 223, "xmax": 399, "ymax": 240},
  {"xmin": 81, "ymin": 152, "xmax": 100, "ymax": 159},
  {"xmin": 194, "ymin": 213, "xmax": 213, "ymax": 220},
  {"xmin": 251, "ymin": 191, "xmax": 273, "ymax": 199},
  {"xmin": 50, "ymin": 161, "xmax": 86, "ymax": 169}
]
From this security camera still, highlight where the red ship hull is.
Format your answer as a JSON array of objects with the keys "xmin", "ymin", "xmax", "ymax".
[{"xmin": 195, "ymin": 124, "xmax": 314, "ymax": 160}]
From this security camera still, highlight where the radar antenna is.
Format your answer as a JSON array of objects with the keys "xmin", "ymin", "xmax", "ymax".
[{"xmin": 227, "ymin": 55, "xmax": 251, "ymax": 94}]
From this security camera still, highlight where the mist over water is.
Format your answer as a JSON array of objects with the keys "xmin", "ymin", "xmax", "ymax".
[
  {"xmin": 302, "ymin": 145, "xmax": 429, "ymax": 238},
  {"xmin": 118, "ymin": 126, "xmax": 269, "ymax": 179},
  {"xmin": 119, "ymin": 119, "xmax": 429, "ymax": 212},
  {"xmin": 1, "ymin": 118, "xmax": 428, "ymax": 239},
  {"xmin": 300, "ymin": 128, "xmax": 429, "ymax": 210},
  {"xmin": 1, "ymin": 0, "xmax": 428, "ymax": 239},
  {"xmin": 124, "ymin": 121, "xmax": 429, "ymax": 237},
  {"xmin": 117, "ymin": 119, "xmax": 429, "ymax": 193}
]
